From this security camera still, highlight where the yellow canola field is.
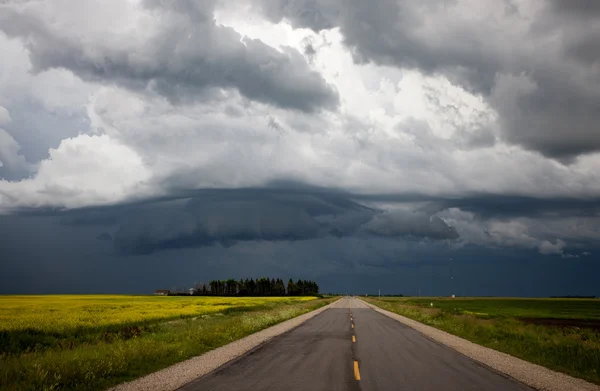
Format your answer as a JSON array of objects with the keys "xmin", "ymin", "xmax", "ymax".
[{"xmin": 0, "ymin": 295, "xmax": 316, "ymax": 334}]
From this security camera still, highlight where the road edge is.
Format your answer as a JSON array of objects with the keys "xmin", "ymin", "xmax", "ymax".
[
  {"xmin": 108, "ymin": 298, "xmax": 341, "ymax": 391},
  {"xmin": 361, "ymin": 299, "xmax": 600, "ymax": 391}
]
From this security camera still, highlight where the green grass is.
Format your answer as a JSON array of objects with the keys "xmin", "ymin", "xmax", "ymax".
[
  {"xmin": 0, "ymin": 295, "xmax": 336, "ymax": 391},
  {"xmin": 398, "ymin": 297, "xmax": 600, "ymax": 320},
  {"xmin": 363, "ymin": 297, "xmax": 600, "ymax": 385}
]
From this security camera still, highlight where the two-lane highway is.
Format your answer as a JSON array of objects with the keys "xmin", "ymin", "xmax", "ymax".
[{"xmin": 180, "ymin": 297, "xmax": 532, "ymax": 391}]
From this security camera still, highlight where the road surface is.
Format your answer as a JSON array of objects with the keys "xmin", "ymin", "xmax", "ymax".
[{"xmin": 179, "ymin": 297, "xmax": 533, "ymax": 391}]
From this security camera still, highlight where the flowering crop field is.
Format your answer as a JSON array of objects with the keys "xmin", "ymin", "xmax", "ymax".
[
  {"xmin": 0, "ymin": 295, "xmax": 316, "ymax": 334},
  {"xmin": 0, "ymin": 295, "xmax": 332, "ymax": 391}
]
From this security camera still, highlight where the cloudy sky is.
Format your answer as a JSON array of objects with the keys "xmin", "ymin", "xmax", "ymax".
[{"xmin": 1, "ymin": 0, "xmax": 599, "ymax": 296}]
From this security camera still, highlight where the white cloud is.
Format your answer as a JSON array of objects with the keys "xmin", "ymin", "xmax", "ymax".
[
  {"xmin": 538, "ymin": 239, "xmax": 566, "ymax": 255},
  {"xmin": 0, "ymin": 134, "xmax": 153, "ymax": 211},
  {"xmin": 0, "ymin": 34, "xmax": 93, "ymax": 113},
  {"xmin": 439, "ymin": 206, "xmax": 600, "ymax": 257}
]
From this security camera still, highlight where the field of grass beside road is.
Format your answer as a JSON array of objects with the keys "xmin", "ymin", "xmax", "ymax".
[
  {"xmin": 0, "ymin": 295, "xmax": 335, "ymax": 391},
  {"xmin": 363, "ymin": 296, "xmax": 600, "ymax": 385}
]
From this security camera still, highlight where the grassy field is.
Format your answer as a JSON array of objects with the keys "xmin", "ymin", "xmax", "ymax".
[
  {"xmin": 0, "ymin": 295, "xmax": 335, "ymax": 391},
  {"xmin": 363, "ymin": 297, "xmax": 600, "ymax": 385}
]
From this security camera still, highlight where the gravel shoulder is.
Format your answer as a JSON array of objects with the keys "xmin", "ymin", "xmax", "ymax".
[
  {"xmin": 362, "ymin": 299, "xmax": 600, "ymax": 391},
  {"xmin": 109, "ymin": 298, "xmax": 341, "ymax": 391}
]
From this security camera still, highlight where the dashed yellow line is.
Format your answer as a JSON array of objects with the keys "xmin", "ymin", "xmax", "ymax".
[
  {"xmin": 354, "ymin": 361, "xmax": 361, "ymax": 380},
  {"xmin": 352, "ymin": 335, "xmax": 356, "ymax": 343},
  {"xmin": 351, "ymin": 323, "xmax": 354, "ymax": 329}
]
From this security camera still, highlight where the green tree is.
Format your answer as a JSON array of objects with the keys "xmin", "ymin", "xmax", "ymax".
[{"xmin": 287, "ymin": 279, "xmax": 297, "ymax": 296}]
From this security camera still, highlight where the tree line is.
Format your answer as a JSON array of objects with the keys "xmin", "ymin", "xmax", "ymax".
[{"xmin": 186, "ymin": 278, "xmax": 319, "ymax": 296}]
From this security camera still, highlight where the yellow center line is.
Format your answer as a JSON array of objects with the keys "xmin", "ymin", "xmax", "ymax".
[
  {"xmin": 352, "ymin": 323, "xmax": 354, "ymax": 329},
  {"xmin": 354, "ymin": 361, "xmax": 361, "ymax": 380},
  {"xmin": 352, "ymin": 335, "xmax": 356, "ymax": 343}
]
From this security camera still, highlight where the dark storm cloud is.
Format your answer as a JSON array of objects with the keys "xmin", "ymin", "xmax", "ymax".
[
  {"xmin": 0, "ymin": 208, "xmax": 600, "ymax": 296},
  {"xmin": 110, "ymin": 190, "xmax": 382, "ymax": 254},
  {"xmin": 112, "ymin": 196, "xmax": 323, "ymax": 254},
  {"xmin": 364, "ymin": 210, "xmax": 459, "ymax": 240},
  {"xmin": 96, "ymin": 232, "xmax": 112, "ymax": 241},
  {"xmin": 250, "ymin": 0, "xmax": 600, "ymax": 160},
  {"xmin": 55, "ymin": 188, "xmax": 600, "ymax": 257},
  {"xmin": 564, "ymin": 32, "xmax": 600, "ymax": 65},
  {"xmin": 60, "ymin": 210, "xmax": 119, "ymax": 227},
  {"xmin": 2, "ymin": 211, "xmax": 599, "ymax": 296},
  {"xmin": 348, "ymin": 192, "xmax": 600, "ymax": 220},
  {"xmin": 0, "ymin": 1, "xmax": 339, "ymax": 113},
  {"xmin": 253, "ymin": 0, "xmax": 341, "ymax": 31},
  {"xmin": 1, "ymin": 188, "xmax": 599, "ymax": 295},
  {"xmin": 549, "ymin": 0, "xmax": 600, "ymax": 18},
  {"xmin": 440, "ymin": 196, "xmax": 600, "ymax": 220},
  {"xmin": 41, "ymin": 189, "xmax": 465, "ymax": 255},
  {"xmin": 252, "ymin": 0, "xmax": 493, "ymax": 86}
]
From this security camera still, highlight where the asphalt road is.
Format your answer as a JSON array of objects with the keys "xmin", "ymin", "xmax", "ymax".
[{"xmin": 179, "ymin": 297, "xmax": 533, "ymax": 391}]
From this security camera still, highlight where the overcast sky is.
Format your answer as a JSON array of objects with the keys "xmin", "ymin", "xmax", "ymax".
[{"xmin": 1, "ymin": 0, "xmax": 599, "ymax": 296}]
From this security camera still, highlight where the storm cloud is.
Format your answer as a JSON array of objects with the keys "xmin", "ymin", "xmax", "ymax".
[
  {"xmin": 252, "ymin": 0, "xmax": 600, "ymax": 159},
  {"xmin": 40, "ymin": 188, "xmax": 599, "ymax": 260},
  {"xmin": 72, "ymin": 190, "xmax": 463, "ymax": 255},
  {"xmin": 364, "ymin": 210, "xmax": 458, "ymax": 240},
  {"xmin": 0, "ymin": 0, "xmax": 339, "ymax": 112},
  {"xmin": 2, "ymin": 188, "xmax": 599, "ymax": 295}
]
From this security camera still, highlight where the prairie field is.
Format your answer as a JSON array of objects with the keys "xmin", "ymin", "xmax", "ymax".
[
  {"xmin": 0, "ymin": 295, "xmax": 317, "ymax": 336},
  {"xmin": 0, "ymin": 295, "xmax": 333, "ymax": 391},
  {"xmin": 364, "ymin": 296, "xmax": 600, "ymax": 385}
]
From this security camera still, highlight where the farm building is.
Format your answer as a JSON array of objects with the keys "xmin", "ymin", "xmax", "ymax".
[{"xmin": 154, "ymin": 290, "xmax": 170, "ymax": 295}]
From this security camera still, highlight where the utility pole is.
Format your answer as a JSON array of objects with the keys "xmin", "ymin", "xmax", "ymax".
[
  {"xmin": 450, "ymin": 258, "xmax": 454, "ymax": 298},
  {"xmin": 378, "ymin": 288, "xmax": 380, "ymax": 297}
]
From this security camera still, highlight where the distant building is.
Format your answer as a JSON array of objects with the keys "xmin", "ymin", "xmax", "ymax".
[
  {"xmin": 154, "ymin": 290, "xmax": 170, "ymax": 295},
  {"xmin": 188, "ymin": 288, "xmax": 196, "ymax": 295}
]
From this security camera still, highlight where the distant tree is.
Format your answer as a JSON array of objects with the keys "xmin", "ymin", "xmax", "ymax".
[
  {"xmin": 276, "ymin": 278, "xmax": 285, "ymax": 296},
  {"xmin": 287, "ymin": 279, "xmax": 297, "ymax": 296},
  {"xmin": 248, "ymin": 278, "xmax": 256, "ymax": 295},
  {"xmin": 225, "ymin": 278, "xmax": 237, "ymax": 296},
  {"xmin": 256, "ymin": 277, "xmax": 266, "ymax": 295},
  {"xmin": 192, "ymin": 277, "xmax": 318, "ymax": 296},
  {"xmin": 239, "ymin": 279, "xmax": 248, "ymax": 296},
  {"xmin": 297, "ymin": 279, "xmax": 304, "ymax": 295}
]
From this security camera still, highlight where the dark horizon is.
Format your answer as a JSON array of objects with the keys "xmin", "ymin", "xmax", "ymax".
[
  {"xmin": 2, "ymin": 190, "xmax": 599, "ymax": 297},
  {"xmin": 2, "ymin": 189, "xmax": 599, "ymax": 297}
]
